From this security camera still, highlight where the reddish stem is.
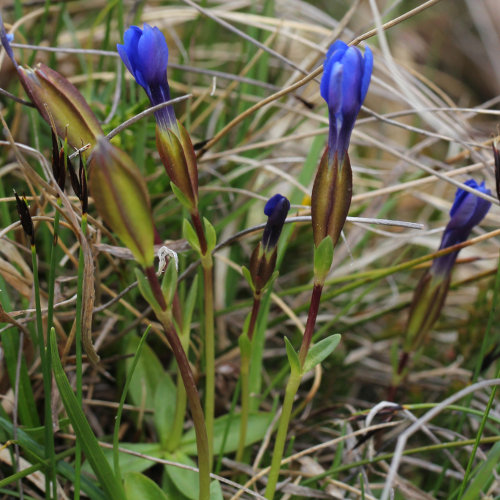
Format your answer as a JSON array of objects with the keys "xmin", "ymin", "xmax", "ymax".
[
  {"xmin": 145, "ymin": 266, "xmax": 167, "ymax": 311},
  {"xmin": 190, "ymin": 210, "xmax": 207, "ymax": 255},
  {"xmin": 298, "ymin": 283, "xmax": 323, "ymax": 367},
  {"xmin": 247, "ymin": 297, "xmax": 261, "ymax": 342}
]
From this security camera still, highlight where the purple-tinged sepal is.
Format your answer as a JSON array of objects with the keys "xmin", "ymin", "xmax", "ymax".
[
  {"xmin": 403, "ymin": 271, "xmax": 450, "ymax": 353},
  {"xmin": 246, "ymin": 195, "xmax": 290, "ymax": 298},
  {"xmin": 14, "ymin": 191, "xmax": 34, "ymax": 246},
  {"xmin": 16, "ymin": 64, "xmax": 104, "ymax": 151},
  {"xmin": 311, "ymin": 149, "xmax": 352, "ymax": 249},
  {"xmin": 1, "ymin": 15, "xmax": 103, "ymax": 152},
  {"xmin": 88, "ymin": 138, "xmax": 155, "ymax": 268},
  {"xmin": 156, "ymin": 121, "xmax": 199, "ymax": 212}
]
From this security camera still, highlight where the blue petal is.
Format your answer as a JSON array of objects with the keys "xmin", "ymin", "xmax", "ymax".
[
  {"xmin": 360, "ymin": 46, "xmax": 373, "ymax": 103},
  {"xmin": 325, "ymin": 40, "xmax": 348, "ymax": 61},
  {"xmin": 137, "ymin": 24, "xmax": 168, "ymax": 86},
  {"xmin": 339, "ymin": 47, "xmax": 363, "ymax": 117},
  {"xmin": 264, "ymin": 194, "xmax": 286, "ymax": 216}
]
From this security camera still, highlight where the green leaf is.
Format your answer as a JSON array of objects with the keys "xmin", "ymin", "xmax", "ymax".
[
  {"xmin": 284, "ymin": 336, "xmax": 300, "ymax": 375},
  {"xmin": 238, "ymin": 331, "xmax": 251, "ymax": 359},
  {"xmin": 303, "ymin": 334, "xmax": 341, "ymax": 373},
  {"xmin": 210, "ymin": 480, "xmax": 223, "ymax": 500},
  {"xmin": 136, "ymin": 268, "xmax": 158, "ymax": 313},
  {"xmin": 181, "ymin": 274, "xmax": 198, "ymax": 338},
  {"xmin": 154, "ymin": 382, "xmax": 176, "ymax": 448},
  {"xmin": 85, "ymin": 443, "xmax": 163, "ymax": 476},
  {"xmin": 180, "ymin": 413, "xmax": 273, "ymax": 456},
  {"xmin": 0, "ymin": 416, "xmax": 106, "ymax": 500},
  {"xmin": 182, "ymin": 219, "xmax": 200, "ymax": 252},
  {"xmin": 124, "ymin": 335, "xmax": 176, "ymax": 433},
  {"xmin": 314, "ymin": 236, "xmax": 334, "ymax": 282},
  {"xmin": 114, "ymin": 326, "xmax": 151, "ymax": 480},
  {"xmin": 164, "ymin": 452, "xmax": 198, "ymax": 500},
  {"xmin": 124, "ymin": 472, "xmax": 170, "ymax": 500},
  {"xmin": 171, "ymin": 181, "xmax": 193, "ymax": 211},
  {"xmin": 203, "ymin": 217, "xmax": 217, "ymax": 252},
  {"xmin": 462, "ymin": 441, "xmax": 500, "ymax": 500},
  {"xmin": 161, "ymin": 260, "xmax": 178, "ymax": 306},
  {"xmin": 241, "ymin": 266, "xmax": 255, "ymax": 291},
  {"xmin": 50, "ymin": 328, "xmax": 125, "ymax": 500}
]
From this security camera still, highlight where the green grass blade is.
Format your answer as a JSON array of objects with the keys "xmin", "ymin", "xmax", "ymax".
[{"xmin": 50, "ymin": 328, "xmax": 125, "ymax": 500}]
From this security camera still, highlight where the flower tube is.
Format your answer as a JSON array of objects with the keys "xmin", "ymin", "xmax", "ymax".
[
  {"xmin": 118, "ymin": 25, "xmax": 199, "ymax": 212},
  {"xmin": 311, "ymin": 41, "xmax": 372, "ymax": 249},
  {"xmin": 403, "ymin": 179, "xmax": 491, "ymax": 356}
]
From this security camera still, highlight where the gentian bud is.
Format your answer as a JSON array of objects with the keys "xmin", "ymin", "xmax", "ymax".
[
  {"xmin": 0, "ymin": 20, "xmax": 102, "ymax": 150},
  {"xmin": 431, "ymin": 179, "xmax": 491, "ymax": 278},
  {"xmin": 249, "ymin": 195, "xmax": 290, "ymax": 296},
  {"xmin": 311, "ymin": 41, "xmax": 372, "ymax": 249},
  {"xmin": 88, "ymin": 138, "xmax": 155, "ymax": 268},
  {"xmin": 14, "ymin": 191, "xmax": 34, "ymax": 246},
  {"xmin": 118, "ymin": 25, "xmax": 199, "ymax": 212},
  {"xmin": 262, "ymin": 194, "xmax": 290, "ymax": 253},
  {"xmin": 16, "ymin": 64, "xmax": 103, "ymax": 151},
  {"xmin": 117, "ymin": 24, "xmax": 176, "ymax": 130},
  {"xmin": 404, "ymin": 179, "xmax": 491, "ymax": 353},
  {"xmin": 320, "ymin": 41, "xmax": 373, "ymax": 164}
]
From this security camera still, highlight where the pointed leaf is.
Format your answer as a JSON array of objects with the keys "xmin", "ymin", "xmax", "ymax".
[
  {"xmin": 210, "ymin": 480, "xmax": 223, "ymax": 500},
  {"xmin": 180, "ymin": 413, "xmax": 273, "ymax": 455},
  {"xmin": 303, "ymin": 334, "xmax": 341, "ymax": 373},
  {"xmin": 284, "ymin": 336, "xmax": 300, "ymax": 375},
  {"xmin": 181, "ymin": 275, "xmax": 198, "ymax": 337},
  {"xmin": 50, "ymin": 328, "xmax": 125, "ymax": 500},
  {"xmin": 182, "ymin": 219, "xmax": 200, "ymax": 252},
  {"xmin": 203, "ymin": 217, "xmax": 217, "ymax": 252},
  {"xmin": 124, "ymin": 472, "xmax": 170, "ymax": 500}
]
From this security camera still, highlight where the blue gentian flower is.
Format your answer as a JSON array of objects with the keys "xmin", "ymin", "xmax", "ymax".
[
  {"xmin": 117, "ymin": 24, "xmax": 175, "ymax": 129},
  {"xmin": 431, "ymin": 179, "xmax": 491, "ymax": 276},
  {"xmin": 320, "ymin": 41, "xmax": 373, "ymax": 163},
  {"xmin": 262, "ymin": 194, "xmax": 290, "ymax": 252}
]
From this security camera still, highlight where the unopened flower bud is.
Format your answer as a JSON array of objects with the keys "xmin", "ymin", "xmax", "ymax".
[
  {"xmin": 17, "ymin": 64, "xmax": 103, "ymax": 151},
  {"xmin": 88, "ymin": 138, "xmax": 154, "ymax": 267},
  {"xmin": 249, "ymin": 195, "xmax": 290, "ymax": 296},
  {"xmin": 404, "ymin": 179, "xmax": 491, "ymax": 353},
  {"xmin": 311, "ymin": 41, "xmax": 372, "ymax": 249}
]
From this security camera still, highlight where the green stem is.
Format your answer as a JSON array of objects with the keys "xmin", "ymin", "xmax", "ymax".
[
  {"xmin": 236, "ymin": 297, "xmax": 260, "ymax": 463},
  {"xmin": 32, "ymin": 244, "xmax": 55, "ymax": 500},
  {"xmin": 45, "ymin": 202, "xmax": 62, "ymax": 500},
  {"xmin": 264, "ymin": 372, "xmax": 301, "ymax": 499},
  {"xmin": 73, "ymin": 214, "xmax": 87, "ymax": 500},
  {"xmin": 145, "ymin": 271, "xmax": 210, "ymax": 500},
  {"xmin": 457, "ymin": 251, "xmax": 500, "ymax": 498},
  {"xmin": 167, "ymin": 326, "xmax": 190, "ymax": 453},
  {"xmin": 235, "ymin": 352, "xmax": 250, "ymax": 464},
  {"xmin": 298, "ymin": 282, "xmax": 323, "ymax": 367},
  {"xmin": 160, "ymin": 313, "xmax": 211, "ymax": 500},
  {"xmin": 202, "ymin": 260, "xmax": 215, "ymax": 468}
]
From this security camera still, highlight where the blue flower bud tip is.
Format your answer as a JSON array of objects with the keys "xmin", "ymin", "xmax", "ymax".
[
  {"xmin": 320, "ymin": 41, "xmax": 373, "ymax": 157},
  {"xmin": 118, "ymin": 24, "xmax": 175, "ymax": 129},
  {"xmin": 448, "ymin": 179, "xmax": 491, "ymax": 230},
  {"xmin": 262, "ymin": 194, "xmax": 290, "ymax": 251},
  {"xmin": 433, "ymin": 178, "xmax": 491, "ymax": 277},
  {"xmin": 264, "ymin": 193, "xmax": 289, "ymax": 217}
]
